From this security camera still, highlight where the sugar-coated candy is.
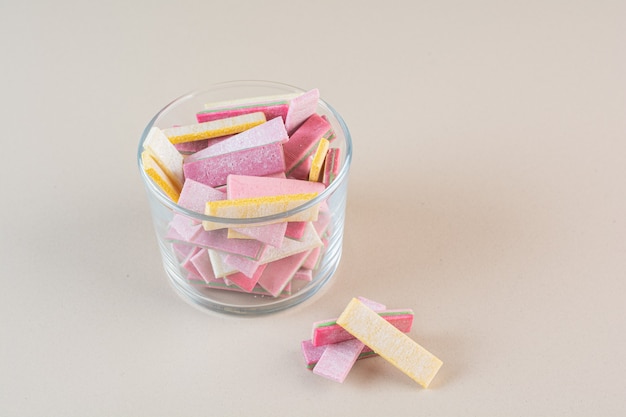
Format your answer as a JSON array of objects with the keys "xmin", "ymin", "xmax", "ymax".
[
  {"xmin": 285, "ymin": 88, "xmax": 319, "ymax": 134},
  {"xmin": 141, "ymin": 151, "xmax": 181, "ymax": 202},
  {"xmin": 226, "ymin": 174, "xmax": 326, "ymax": 199},
  {"xmin": 312, "ymin": 339, "xmax": 364, "ymax": 383},
  {"xmin": 312, "ymin": 309, "xmax": 414, "ymax": 346},
  {"xmin": 203, "ymin": 193, "xmax": 320, "ymax": 231},
  {"xmin": 308, "ymin": 137, "xmax": 330, "ymax": 182},
  {"xmin": 302, "ymin": 298, "xmax": 442, "ymax": 388},
  {"xmin": 197, "ymin": 97, "xmax": 291, "ymax": 123},
  {"xmin": 208, "ymin": 222, "xmax": 323, "ymax": 278},
  {"xmin": 301, "ymin": 340, "xmax": 377, "ymax": 369},
  {"xmin": 311, "ymin": 297, "xmax": 386, "ymax": 383},
  {"xmin": 336, "ymin": 298, "xmax": 443, "ymax": 388},
  {"xmin": 177, "ymin": 179, "xmax": 224, "ymax": 213},
  {"xmin": 283, "ymin": 114, "xmax": 332, "ymax": 179},
  {"xmin": 183, "ymin": 142, "xmax": 286, "ymax": 187},
  {"xmin": 143, "ymin": 127, "xmax": 184, "ymax": 190},
  {"xmin": 322, "ymin": 148, "xmax": 340, "ymax": 186},
  {"xmin": 202, "ymin": 93, "xmax": 298, "ymax": 114},
  {"xmin": 163, "ymin": 112, "xmax": 266, "ymax": 144},
  {"xmin": 185, "ymin": 116, "xmax": 289, "ymax": 163},
  {"xmin": 257, "ymin": 250, "xmax": 311, "ymax": 297}
]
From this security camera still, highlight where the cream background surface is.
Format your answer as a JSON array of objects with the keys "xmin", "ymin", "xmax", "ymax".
[{"xmin": 1, "ymin": 1, "xmax": 625, "ymax": 416}]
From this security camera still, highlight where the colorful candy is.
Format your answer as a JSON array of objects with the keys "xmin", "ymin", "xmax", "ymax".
[
  {"xmin": 308, "ymin": 138, "xmax": 330, "ymax": 182},
  {"xmin": 143, "ymin": 127, "xmax": 184, "ymax": 190},
  {"xmin": 312, "ymin": 297, "xmax": 386, "ymax": 382},
  {"xmin": 283, "ymin": 113, "xmax": 332, "ymax": 179},
  {"xmin": 163, "ymin": 112, "xmax": 266, "ymax": 144},
  {"xmin": 141, "ymin": 151, "xmax": 181, "ymax": 202},
  {"xmin": 312, "ymin": 309, "xmax": 415, "ymax": 346},
  {"xmin": 336, "ymin": 298, "xmax": 443, "ymax": 388},
  {"xmin": 302, "ymin": 298, "xmax": 443, "ymax": 387}
]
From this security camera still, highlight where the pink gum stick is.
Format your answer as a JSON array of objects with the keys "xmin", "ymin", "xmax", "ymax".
[
  {"xmin": 191, "ymin": 228, "xmax": 267, "ymax": 259},
  {"xmin": 322, "ymin": 148, "xmax": 340, "ymax": 186},
  {"xmin": 196, "ymin": 104, "xmax": 289, "ymax": 124},
  {"xmin": 283, "ymin": 113, "xmax": 331, "ymax": 177},
  {"xmin": 311, "ymin": 310, "xmax": 414, "ymax": 346},
  {"xmin": 312, "ymin": 339, "xmax": 364, "ymax": 382},
  {"xmin": 303, "ymin": 297, "xmax": 386, "ymax": 372},
  {"xmin": 190, "ymin": 248, "xmax": 267, "ymax": 292},
  {"xmin": 177, "ymin": 179, "xmax": 225, "ymax": 213},
  {"xmin": 225, "ymin": 174, "xmax": 325, "ymax": 248},
  {"xmin": 186, "ymin": 116, "xmax": 288, "ymax": 163},
  {"xmin": 285, "ymin": 88, "xmax": 319, "ymax": 134},
  {"xmin": 257, "ymin": 250, "xmax": 311, "ymax": 297},
  {"xmin": 183, "ymin": 142, "xmax": 286, "ymax": 188},
  {"xmin": 301, "ymin": 339, "xmax": 376, "ymax": 369}
]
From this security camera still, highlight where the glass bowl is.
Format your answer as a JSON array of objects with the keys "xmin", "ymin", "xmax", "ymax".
[{"xmin": 137, "ymin": 80, "xmax": 352, "ymax": 315}]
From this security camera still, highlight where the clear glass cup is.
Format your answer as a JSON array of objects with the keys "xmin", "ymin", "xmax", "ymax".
[{"xmin": 137, "ymin": 80, "xmax": 352, "ymax": 315}]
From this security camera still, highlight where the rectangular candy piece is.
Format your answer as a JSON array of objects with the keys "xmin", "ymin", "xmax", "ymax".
[
  {"xmin": 308, "ymin": 138, "xmax": 330, "ymax": 182},
  {"xmin": 143, "ymin": 127, "xmax": 184, "ymax": 190},
  {"xmin": 188, "ymin": 248, "xmax": 217, "ymax": 284},
  {"xmin": 202, "ymin": 193, "xmax": 319, "ymax": 231},
  {"xmin": 184, "ymin": 228, "xmax": 267, "ymax": 259},
  {"xmin": 202, "ymin": 93, "xmax": 299, "ymax": 111},
  {"xmin": 183, "ymin": 142, "xmax": 286, "ymax": 188},
  {"xmin": 301, "ymin": 340, "xmax": 376, "ymax": 369},
  {"xmin": 301, "ymin": 246, "xmax": 321, "ymax": 270},
  {"xmin": 312, "ymin": 339, "xmax": 364, "ymax": 383},
  {"xmin": 228, "ymin": 222, "xmax": 288, "ymax": 248},
  {"xmin": 357, "ymin": 296, "xmax": 387, "ymax": 311},
  {"xmin": 141, "ymin": 151, "xmax": 181, "ymax": 202},
  {"xmin": 283, "ymin": 114, "xmax": 332, "ymax": 178},
  {"xmin": 189, "ymin": 274, "xmax": 292, "ymax": 297},
  {"xmin": 190, "ymin": 248, "xmax": 267, "ymax": 292},
  {"xmin": 293, "ymin": 268, "xmax": 312, "ymax": 282},
  {"xmin": 227, "ymin": 174, "xmax": 325, "ymax": 238},
  {"xmin": 222, "ymin": 264, "xmax": 267, "ymax": 292},
  {"xmin": 222, "ymin": 249, "xmax": 264, "ymax": 278},
  {"xmin": 322, "ymin": 147, "xmax": 340, "ymax": 186},
  {"xmin": 197, "ymin": 104, "xmax": 289, "ymax": 124},
  {"xmin": 285, "ymin": 221, "xmax": 307, "ymax": 239},
  {"xmin": 312, "ymin": 297, "xmax": 387, "ymax": 382},
  {"xmin": 227, "ymin": 174, "xmax": 326, "ymax": 198},
  {"xmin": 174, "ymin": 138, "xmax": 209, "ymax": 154},
  {"xmin": 162, "ymin": 112, "xmax": 266, "ymax": 144},
  {"xmin": 285, "ymin": 88, "xmax": 320, "ymax": 134},
  {"xmin": 320, "ymin": 115, "xmax": 337, "ymax": 142},
  {"xmin": 169, "ymin": 214, "xmax": 203, "ymax": 240},
  {"xmin": 225, "ymin": 174, "xmax": 325, "ymax": 247},
  {"xmin": 312, "ymin": 309, "xmax": 414, "ymax": 346},
  {"xmin": 166, "ymin": 228, "xmax": 267, "ymax": 260},
  {"xmin": 208, "ymin": 222, "xmax": 322, "ymax": 277},
  {"xmin": 226, "ymin": 174, "xmax": 324, "ymax": 197},
  {"xmin": 177, "ymin": 179, "xmax": 225, "ymax": 213},
  {"xmin": 312, "ymin": 210, "xmax": 332, "ymax": 236},
  {"xmin": 336, "ymin": 298, "xmax": 443, "ymax": 388},
  {"xmin": 180, "ymin": 246, "xmax": 204, "ymax": 278},
  {"xmin": 186, "ymin": 116, "xmax": 289, "ymax": 163},
  {"xmin": 257, "ymin": 250, "xmax": 311, "ymax": 297}
]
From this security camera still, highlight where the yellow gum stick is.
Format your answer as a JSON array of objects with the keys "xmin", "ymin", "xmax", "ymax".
[
  {"xmin": 162, "ymin": 112, "xmax": 266, "ymax": 144},
  {"xmin": 202, "ymin": 193, "xmax": 319, "ymax": 231},
  {"xmin": 143, "ymin": 127, "xmax": 184, "ymax": 190},
  {"xmin": 308, "ymin": 138, "xmax": 330, "ymax": 182},
  {"xmin": 141, "ymin": 151, "xmax": 181, "ymax": 202},
  {"xmin": 336, "ymin": 298, "xmax": 443, "ymax": 388}
]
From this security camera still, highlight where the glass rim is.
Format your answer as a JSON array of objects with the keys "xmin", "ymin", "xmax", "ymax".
[{"xmin": 137, "ymin": 80, "xmax": 353, "ymax": 226}]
